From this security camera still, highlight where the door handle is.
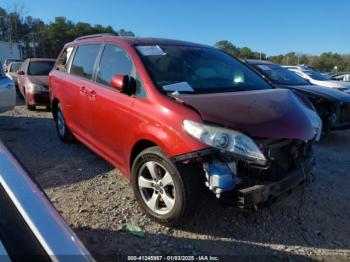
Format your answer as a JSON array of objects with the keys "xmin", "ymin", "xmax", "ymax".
[
  {"xmin": 88, "ymin": 89, "xmax": 96, "ymax": 101},
  {"xmin": 89, "ymin": 90, "xmax": 96, "ymax": 97},
  {"xmin": 80, "ymin": 86, "xmax": 87, "ymax": 95}
]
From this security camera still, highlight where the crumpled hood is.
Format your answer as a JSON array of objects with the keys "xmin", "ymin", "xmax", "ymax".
[
  {"xmin": 284, "ymin": 84, "xmax": 350, "ymax": 102},
  {"xmin": 311, "ymin": 79, "xmax": 350, "ymax": 89},
  {"xmin": 176, "ymin": 89, "xmax": 315, "ymax": 140},
  {"xmin": 27, "ymin": 75, "xmax": 49, "ymax": 87}
]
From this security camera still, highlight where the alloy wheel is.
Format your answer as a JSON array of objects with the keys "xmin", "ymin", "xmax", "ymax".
[
  {"xmin": 138, "ymin": 161, "xmax": 176, "ymax": 215},
  {"xmin": 57, "ymin": 109, "xmax": 66, "ymax": 137}
]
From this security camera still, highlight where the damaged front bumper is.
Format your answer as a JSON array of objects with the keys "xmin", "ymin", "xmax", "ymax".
[
  {"xmin": 172, "ymin": 139, "xmax": 315, "ymax": 209},
  {"xmin": 236, "ymin": 156, "xmax": 314, "ymax": 208},
  {"xmin": 331, "ymin": 102, "xmax": 350, "ymax": 130}
]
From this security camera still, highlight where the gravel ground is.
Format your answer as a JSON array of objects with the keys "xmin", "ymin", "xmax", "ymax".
[{"xmin": 1, "ymin": 99, "xmax": 350, "ymax": 261}]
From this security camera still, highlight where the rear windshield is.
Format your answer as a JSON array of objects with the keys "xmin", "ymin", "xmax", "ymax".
[
  {"xmin": 28, "ymin": 61, "xmax": 55, "ymax": 76},
  {"xmin": 136, "ymin": 44, "xmax": 271, "ymax": 94},
  {"xmin": 256, "ymin": 64, "xmax": 309, "ymax": 86}
]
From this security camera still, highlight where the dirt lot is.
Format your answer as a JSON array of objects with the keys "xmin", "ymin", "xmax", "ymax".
[{"xmin": 1, "ymin": 99, "xmax": 350, "ymax": 261}]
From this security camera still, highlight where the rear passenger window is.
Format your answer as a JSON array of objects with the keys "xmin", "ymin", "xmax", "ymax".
[
  {"xmin": 96, "ymin": 44, "xmax": 132, "ymax": 86},
  {"xmin": 70, "ymin": 44, "xmax": 100, "ymax": 79}
]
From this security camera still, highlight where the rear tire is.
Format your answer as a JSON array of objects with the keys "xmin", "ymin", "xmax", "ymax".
[
  {"xmin": 55, "ymin": 103, "xmax": 75, "ymax": 142},
  {"xmin": 131, "ymin": 146, "xmax": 202, "ymax": 226}
]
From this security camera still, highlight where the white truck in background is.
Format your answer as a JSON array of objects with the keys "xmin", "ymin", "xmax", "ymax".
[{"xmin": 0, "ymin": 41, "xmax": 22, "ymax": 71}]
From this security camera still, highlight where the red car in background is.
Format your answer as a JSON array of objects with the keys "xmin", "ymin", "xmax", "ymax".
[
  {"xmin": 50, "ymin": 34, "xmax": 322, "ymax": 225},
  {"xmin": 17, "ymin": 58, "xmax": 55, "ymax": 110}
]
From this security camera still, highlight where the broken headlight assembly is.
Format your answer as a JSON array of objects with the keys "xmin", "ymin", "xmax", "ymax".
[
  {"xmin": 183, "ymin": 120, "xmax": 267, "ymax": 166},
  {"xmin": 304, "ymin": 107, "xmax": 323, "ymax": 141}
]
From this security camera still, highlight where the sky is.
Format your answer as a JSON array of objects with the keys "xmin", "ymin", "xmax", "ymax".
[{"xmin": 1, "ymin": 0, "xmax": 349, "ymax": 56}]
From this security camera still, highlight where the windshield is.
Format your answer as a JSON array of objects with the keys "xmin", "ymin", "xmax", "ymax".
[
  {"xmin": 303, "ymin": 70, "xmax": 329, "ymax": 81},
  {"xmin": 28, "ymin": 61, "xmax": 55, "ymax": 76},
  {"xmin": 10, "ymin": 62, "xmax": 21, "ymax": 72},
  {"xmin": 256, "ymin": 64, "xmax": 309, "ymax": 85},
  {"xmin": 136, "ymin": 45, "xmax": 271, "ymax": 94}
]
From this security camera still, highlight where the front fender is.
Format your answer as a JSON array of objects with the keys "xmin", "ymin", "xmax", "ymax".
[{"xmin": 128, "ymin": 123, "xmax": 207, "ymax": 159}]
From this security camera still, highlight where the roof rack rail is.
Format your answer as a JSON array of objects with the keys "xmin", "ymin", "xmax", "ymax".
[{"xmin": 74, "ymin": 33, "xmax": 117, "ymax": 41}]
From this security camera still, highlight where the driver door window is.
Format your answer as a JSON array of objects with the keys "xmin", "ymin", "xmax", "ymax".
[{"xmin": 96, "ymin": 44, "xmax": 146, "ymax": 97}]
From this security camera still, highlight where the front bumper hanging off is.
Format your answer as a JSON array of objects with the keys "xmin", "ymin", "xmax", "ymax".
[{"xmin": 236, "ymin": 157, "xmax": 315, "ymax": 208}]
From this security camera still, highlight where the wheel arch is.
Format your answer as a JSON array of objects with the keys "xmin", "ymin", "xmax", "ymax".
[
  {"xmin": 129, "ymin": 139, "xmax": 158, "ymax": 171},
  {"xmin": 51, "ymin": 98, "xmax": 60, "ymax": 120}
]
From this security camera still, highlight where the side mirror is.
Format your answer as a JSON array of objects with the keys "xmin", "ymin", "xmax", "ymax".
[
  {"xmin": 110, "ymin": 75, "xmax": 136, "ymax": 95},
  {"xmin": 17, "ymin": 70, "xmax": 25, "ymax": 75},
  {"xmin": 110, "ymin": 75, "xmax": 129, "ymax": 92}
]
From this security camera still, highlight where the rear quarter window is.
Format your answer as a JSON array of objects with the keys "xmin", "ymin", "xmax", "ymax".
[
  {"xmin": 70, "ymin": 44, "xmax": 100, "ymax": 80},
  {"xmin": 56, "ymin": 47, "xmax": 74, "ymax": 72}
]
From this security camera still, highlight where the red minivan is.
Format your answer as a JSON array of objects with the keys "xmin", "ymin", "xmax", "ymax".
[{"xmin": 50, "ymin": 34, "xmax": 322, "ymax": 225}]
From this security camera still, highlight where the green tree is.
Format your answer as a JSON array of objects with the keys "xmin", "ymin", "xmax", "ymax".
[
  {"xmin": 215, "ymin": 40, "xmax": 239, "ymax": 57},
  {"xmin": 0, "ymin": 7, "xmax": 135, "ymax": 58}
]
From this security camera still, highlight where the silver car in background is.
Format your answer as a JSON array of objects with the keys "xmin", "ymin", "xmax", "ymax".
[
  {"xmin": 0, "ymin": 70, "xmax": 16, "ymax": 113},
  {"xmin": 283, "ymin": 65, "xmax": 350, "ymax": 91},
  {"xmin": 330, "ymin": 72, "xmax": 350, "ymax": 82},
  {"xmin": 5, "ymin": 62, "xmax": 22, "ymax": 87},
  {"xmin": 0, "ymin": 140, "xmax": 93, "ymax": 261}
]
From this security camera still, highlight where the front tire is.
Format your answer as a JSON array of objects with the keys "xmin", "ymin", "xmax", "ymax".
[
  {"xmin": 55, "ymin": 103, "xmax": 74, "ymax": 142},
  {"xmin": 131, "ymin": 146, "xmax": 202, "ymax": 226}
]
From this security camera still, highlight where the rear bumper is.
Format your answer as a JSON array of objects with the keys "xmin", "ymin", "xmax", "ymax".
[
  {"xmin": 236, "ymin": 157, "xmax": 314, "ymax": 208},
  {"xmin": 26, "ymin": 92, "xmax": 50, "ymax": 106}
]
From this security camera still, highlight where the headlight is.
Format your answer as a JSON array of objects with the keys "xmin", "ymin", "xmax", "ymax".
[
  {"xmin": 183, "ymin": 120, "xmax": 267, "ymax": 165},
  {"xmin": 294, "ymin": 92, "xmax": 322, "ymax": 141},
  {"xmin": 28, "ymin": 84, "xmax": 48, "ymax": 92},
  {"xmin": 304, "ymin": 108, "xmax": 322, "ymax": 141}
]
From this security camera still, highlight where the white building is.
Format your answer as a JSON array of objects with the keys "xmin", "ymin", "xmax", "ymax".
[{"xmin": 0, "ymin": 41, "xmax": 22, "ymax": 64}]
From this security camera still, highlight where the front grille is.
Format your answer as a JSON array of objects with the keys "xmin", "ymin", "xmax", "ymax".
[{"xmin": 237, "ymin": 139, "xmax": 312, "ymax": 183}]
